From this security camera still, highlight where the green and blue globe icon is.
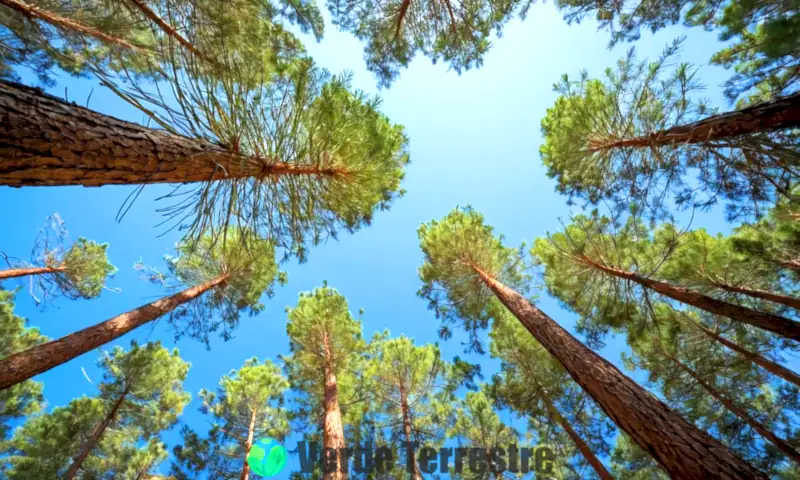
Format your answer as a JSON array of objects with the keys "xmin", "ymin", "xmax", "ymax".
[{"xmin": 246, "ymin": 438, "xmax": 287, "ymax": 477}]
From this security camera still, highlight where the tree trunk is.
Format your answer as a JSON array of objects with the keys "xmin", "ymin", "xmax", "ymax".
[
  {"xmin": 471, "ymin": 265, "xmax": 767, "ymax": 479},
  {"xmin": 716, "ymin": 282, "xmax": 800, "ymax": 311},
  {"xmin": 64, "ymin": 389, "xmax": 128, "ymax": 479},
  {"xmin": 125, "ymin": 0, "xmax": 209, "ymax": 62},
  {"xmin": 691, "ymin": 321, "xmax": 800, "ymax": 388},
  {"xmin": 0, "ymin": 265, "xmax": 64, "ymax": 280},
  {"xmin": 0, "ymin": 274, "xmax": 228, "ymax": 391},
  {"xmin": 322, "ymin": 336, "xmax": 347, "ymax": 480},
  {"xmin": 0, "ymin": 0, "xmax": 147, "ymax": 52},
  {"xmin": 399, "ymin": 386, "xmax": 422, "ymax": 480},
  {"xmin": 543, "ymin": 399, "xmax": 613, "ymax": 480},
  {"xmin": 659, "ymin": 347, "xmax": 800, "ymax": 465},
  {"xmin": 580, "ymin": 256, "xmax": 800, "ymax": 341},
  {"xmin": 240, "ymin": 408, "xmax": 258, "ymax": 480},
  {"xmin": 0, "ymin": 80, "xmax": 346, "ymax": 186},
  {"xmin": 589, "ymin": 91, "xmax": 800, "ymax": 150}
]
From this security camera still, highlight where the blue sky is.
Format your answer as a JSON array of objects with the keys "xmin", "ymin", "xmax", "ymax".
[{"xmin": 0, "ymin": 3, "xmax": 747, "ymax": 478}]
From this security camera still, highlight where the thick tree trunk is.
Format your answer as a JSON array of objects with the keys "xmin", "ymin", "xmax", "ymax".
[
  {"xmin": 400, "ymin": 387, "xmax": 422, "ymax": 480},
  {"xmin": 0, "ymin": 80, "xmax": 346, "ymax": 186},
  {"xmin": 125, "ymin": 0, "xmax": 208, "ymax": 61},
  {"xmin": 589, "ymin": 91, "xmax": 800, "ymax": 150},
  {"xmin": 240, "ymin": 408, "xmax": 257, "ymax": 480},
  {"xmin": 580, "ymin": 256, "xmax": 800, "ymax": 341},
  {"xmin": 0, "ymin": 265, "xmax": 64, "ymax": 280},
  {"xmin": 543, "ymin": 399, "xmax": 613, "ymax": 480},
  {"xmin": 691, "ymin": 321, "xmax": 800, "ymax": 388},
  {"xmin": 471, "ymin": 266, "xmax": 766, "ymax": 478},
  {"xmin": 322, "ymin": 337, "xmax": 347, "ymax": 480},
  {"xmin": 0, "ymin": 0, "xmax": 147, "ymax": 52},
  {"xmin": 0, "ymin": 274, "xmax": 228, "ymax": 391},
  {"xmin": 716, "ymin": 282, "xmax": 800, "ymax": 311},
  {"xmin": 64, "ymin": 390, "xmax": 128, "ymax": 479},
  {"xmin": 660, "ymin": 348, "xmax": 800, "ymax": 465}
]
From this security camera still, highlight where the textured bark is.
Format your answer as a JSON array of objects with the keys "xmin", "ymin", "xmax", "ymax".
[
  {"xmin": 0, "ymin": 80, "xmax": 345, "ymax": 186},
  {"xmin": 322, "ymin": 335, "xmax": 347, "ymax": 480},
  {"xmin": 580, "ymin": 257, "xmax": 800, "ymax": 341},
  {"xmin": 125, "ymin": 0, "xmax": 209, "ymax": 62},
  {"xmin": 716, "ymin": 282, "xmax": 800, "ymax": 311},
  {"xmin": 240, "ymin": 408, "xmax": 258, "ymax": 480},
  {"xmin": 660, "ymin": 347, "xmax": 800, "ymax": 465},
  {"xmin": 692, "ymin": 321, "xmax": 800, "ymax": 389},
  {"xmin": 471, "ymin": 266, "xmax": 767, "ymax": 479},
  {"xmin": 400, "ymin": 386, "xmax": 423, "ymax": 480},
  {"xmin": 0, "ymin": 274, "xmax": 228, "ymax": 391},
  {"xmin": 0, "ymin": 265, "xmax": 64, "ymax": 280},
  {"xmin": 589, "ymin": 90, "xmax": 800, "ymax": 150},
  {"xmin": 543, "ymin": 399, "xmax": 613, "ymax": 480},
  {"xmin": 63, "ymin": 390, "xmax": 128, "ymax": 479},
  {"xmin": 0, "ymin": 0, "xmax": 148, "ymax": 52}
]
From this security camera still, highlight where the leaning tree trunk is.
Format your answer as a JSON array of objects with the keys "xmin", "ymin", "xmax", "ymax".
[
  {"xmin": 0, "ymin": 265, "xmax": 63, "ymax": 280},
  {"xmin": 0, "ymin": 80, "xmax": 345, "ymax": 186},
  {"xmin": 542, "ymin": 398, "xmax": 613, "ymax": 480},
  {"xmin": 240, "ymin": 408, "xmax": 258, "ymax": 480},
  {"xmin": 470, "ymin": 266, "xmax": 766, "ymax": 479},
  {"xmin": 590, "ymin": 91, "xmax": 800, "ymax": 150},
  {"xmin": 580, "ymin": 256, "xmax": 800, "ymax": 341},
  {"xmin": 0, "ymin": 274, "xmax": 228, "ymax": 391},
  {"xmin": 659, "ymin": 347, "xmax": 800, "ymax": 465},
  {"xmin": 399, "ymin": 387, "xmax": 423, "ymax": 480},
  {"xmin": 690, "ymin": 320, "xmax": 800, "ymax": 388},
  {"xmin": 125, "ymin": 0, "xmax": 208, "ymax": 61},
  {"xmin": 322, "ymin": 337, "xmax": 347, "ymax": 480},
  {"xmin": 63, "ymin": 389, "xmax": 128, "ymax": 479},
  {"xmin": 714, "ymin": 282, "xmax": 800, "ymax": 311}
]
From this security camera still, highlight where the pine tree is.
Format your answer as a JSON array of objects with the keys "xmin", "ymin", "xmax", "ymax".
[
  {"xmin": 3, "ymin": 341, "xmax": 190, "ymax": 479},
  {"xmin": 171, "ymin": 358, "xmax": 289, "ymax": 480},
  {"xmin": 489, "ymin": 311, "xmax": 614, "ymax": 479},
  {"xmin": 284, "ymin": 286, "xmax": 368, "ymax": 480},
  {"xmin": 418, "ymin": 206, "xmax": 766, "ymax": 478},
  {"xmin": 732, "ymin": 194, "xmax": 800, "ymax": 279},
  {"xmin": 610, "ymin": 434, "xmax": 667, "ymax": 480},
  {"xmin": 0, "ymin": 228, "xmax": 282, "ymax": 390},
  {"xmin": 540, "ymin": 42, "xmax": 799, "ymax": 220},
  {"xmin": 0, "ymin": 215, "xmax": 115, "ymax": 304},
  {"xmin": 0, "ymin": 290, "xmax": 45, "ymax": 439}
]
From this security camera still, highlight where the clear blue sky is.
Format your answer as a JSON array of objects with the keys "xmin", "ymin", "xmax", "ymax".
[{"xmin": 0, "ymin": 3, "xmax": 742, "ymax": 478}]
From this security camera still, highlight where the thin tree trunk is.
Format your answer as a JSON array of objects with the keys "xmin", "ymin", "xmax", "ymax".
[
  {"xmin": 124, "ymin": 0, "xmax": 210, "ymax": 62},
  {"xmin": 0, "ymin": 80, "xmax": 347, "ymax": 186},
  {"xmin": 589, "ymin": 91, "xmax": 800, "ymax": 150},
  {"xmin": 543, "ymin": 399, "xmax": 613, "ymax": 480},
  {"xmin": 64, "ymin": 389, "xmax": 128, "ymax": 479},
  {"xmin": 470, "ymin": 265, "xmax": 766, "ymax": 479},
  {"xmin": 659, "ymin": 347, "xmax": 800, "ymax": 465},
  {"xmin": 690, "ymin": 321, "xmax": 800, "ymax": 388},
  {"xmin": 0, "ymin": 274, "xmax": 228, "ymax": 391},
  {"xmin": 715, "ymin": 282, "xmax": 800, "ymax": 311},
  {"xmin": 322, "ymin": 336, "xmax": 347, "ymax": 480},
  {"xmin": 0, "ymin": 265, "xmax": 64, "ymax": 280},
  {"xmin": 400, "ymin": 387, "xmax": 422, "ymax": 480},
  {"xmin": 240, "ymin": 408, "xmax": 258, "ymax": 480},
  {"xmin": 393, "ymin": 0, "xmax": 411, "ymax": 39},
  {"xmin": 580, "ymin": 256, "xmax": 800, "ymax": 341}
]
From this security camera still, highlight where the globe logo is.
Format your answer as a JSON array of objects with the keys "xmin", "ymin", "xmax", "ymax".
[{"xmin": 246, "ymin": 438, "xmax": 287, "ymax": 477}]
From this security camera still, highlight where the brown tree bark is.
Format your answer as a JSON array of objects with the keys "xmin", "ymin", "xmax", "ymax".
[
  {"xmin": 240, "ymin": 408, "xmax": 258, "ymax": 480},
  {"xmin": 470, "ymin": 265, "xmax": 766, "ymax": 479},
  {"xmin": 322, "ymin": 335, "xmax": 347, "ymax": 480},
  {"xmin": 715, "ymin": 282, "xmax": 800, "ymax": 311},
  {"xmin": 659, "ymin": 347, "xmax": 800, "ymax": 465},
  {"xmin": 399, "ymin": 386, "xmax": 423, "ymax": 480},
  {"xmin": 0, "ymin": 274, "xmax": 228, "ymax": 391},
  {"xmin": 124, "ymin": 0, "xmax": 213, "ymax": 64},
  {"xmin": 542, "ymin": 399, "xmax": 613, "ymax": 480},
  {"xmin": 589, "ymin": 90, "xmax": 800, "ymax": 150},
  {"xmin": 63, "ymin": 389, "xmax": 128, "ymax": 479},
  {"xmin": 0, "ymin": 265, "xmax": 64, "ymax": 280},
  {"xmin": 0, "ymin": 0, "xmax": 148, "ymax": 52},
  {"xmin": 690, "ymin": 321, "xmax": 800, "ymax": 388},
  {"xmin": 579, "ymin": 256, "xmax": 800, "ymax": 341},
  {"xmin": 0, "ymin": 80, "xmax": 346, "ymax": 186}
]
